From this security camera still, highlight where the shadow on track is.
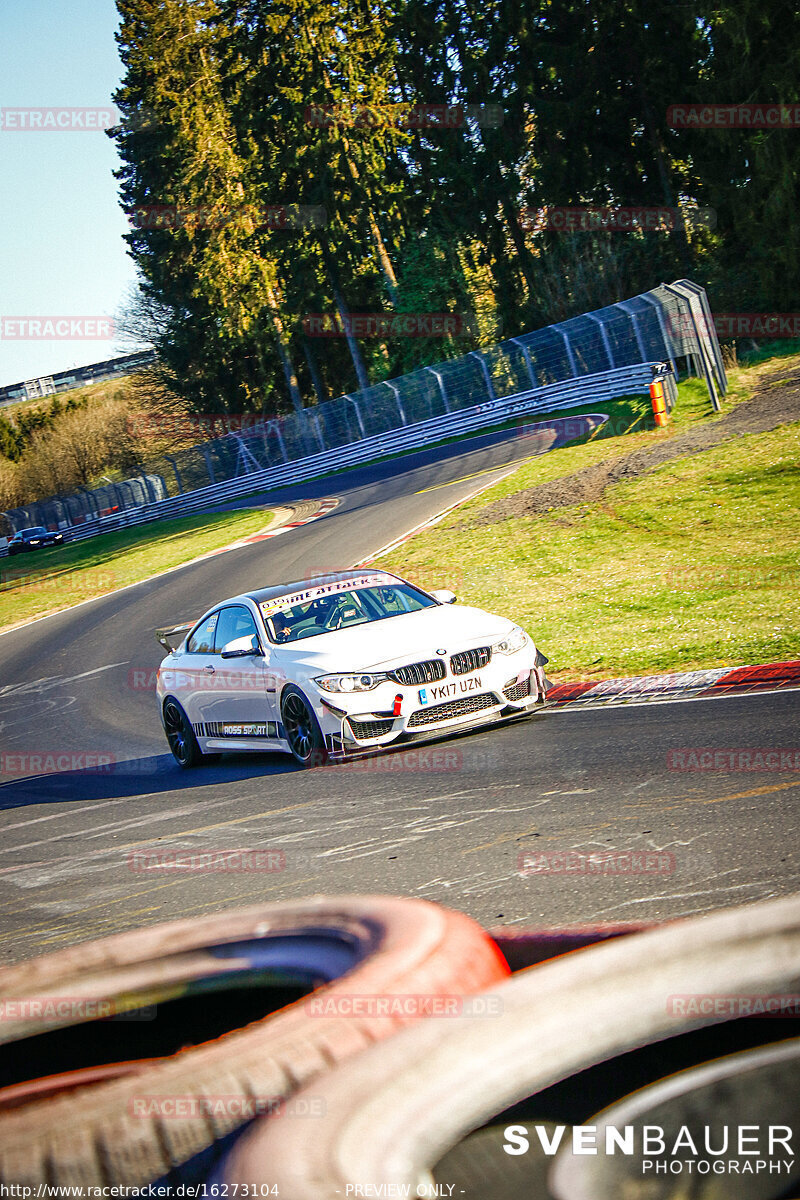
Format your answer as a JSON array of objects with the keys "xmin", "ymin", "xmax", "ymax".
[{"xmin": 0, "ymin": 753, "xmax": 300, "ymax": 811}]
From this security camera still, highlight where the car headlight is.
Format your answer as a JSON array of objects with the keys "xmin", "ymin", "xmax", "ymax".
[
  {"xmin": 315, "ymin": 672, "xmax": 389, "ymax": 693},
  {"xmin": 492, "ymin": 626, "xmax": 528, "ymax": 655}
]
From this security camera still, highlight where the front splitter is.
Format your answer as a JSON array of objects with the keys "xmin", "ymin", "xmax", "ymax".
[{"xmin": 327, "ymin": 701, "xmax": 543, "ymax": 764}]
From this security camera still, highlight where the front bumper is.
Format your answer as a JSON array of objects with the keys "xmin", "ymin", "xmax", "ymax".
[{"xmin": 316, "ymin": 654, "xmax": 548, "ymax": 756}]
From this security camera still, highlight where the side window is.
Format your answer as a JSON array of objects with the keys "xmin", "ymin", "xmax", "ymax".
[
  {"xmin": 187, "ymin": 611, "xmax": 219, "ymax": 655},
  {"xmin": 214, "ymin": 605, "xmax": 259, "ymax": 653}
]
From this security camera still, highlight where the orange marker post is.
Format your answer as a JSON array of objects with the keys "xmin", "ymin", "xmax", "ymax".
[{"xmin": 649, "ymin": 378, "xmax": 669, "ymax": 427}]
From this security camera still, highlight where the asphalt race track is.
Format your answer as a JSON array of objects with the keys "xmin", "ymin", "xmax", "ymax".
[{"xmin": 1, "ymin": 428, "xmax": 797, "ymax": 964}]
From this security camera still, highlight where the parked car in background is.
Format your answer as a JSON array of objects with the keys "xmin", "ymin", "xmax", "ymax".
[{"xmin": 6, "ymin": 527, "xmax": 65, "ymax": 555}]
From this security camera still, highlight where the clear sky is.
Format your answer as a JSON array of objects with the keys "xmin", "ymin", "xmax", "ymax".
[{"xmin": 0, "ymin": 0, "xmax": 140, "ymax": 387}]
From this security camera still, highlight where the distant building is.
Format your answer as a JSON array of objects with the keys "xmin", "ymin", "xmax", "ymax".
[
  {"xmin": 0, "ymin": 351, "xmax": 156, "ymax": 408},
  {"xmin": 21, "ymin": 376, "xmax": 56, "ymax": 400}
]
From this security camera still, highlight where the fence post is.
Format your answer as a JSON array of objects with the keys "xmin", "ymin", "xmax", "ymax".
[
  {"xmin": 201, "ymin": 447, "xmax": 216, "ymax": 484},
  {"xmin": 557, "ymin": 327, "xmax": 579, "ymax": 376},
  {"xmin": 511, "ymin": 338, "xmax": 538, "ymax": 389},
  {"xmin": 386, "ymin": 381, "xmax": 407, "ymax": 425},
  {"xmin": 640, "ymin": 293, "xmax": 679, "ymax": 378},
  {"xmin": 660, "ymin": 282, "xmax": 722, "ymax": 411},
  {"xmin": 586, "ymin": 313, "xmax": 615, "ymax": 368},
  {"xmin": 165, "ymin": 454, "xmax": 184, "ymax": 494},
  {"xmin": 425, "ymin": 367, "xmax": 450, "ymax": 413},
  {"xmin": 344, "ymin": 395, "xmax": 367, "ymax": 439},
  {"xmin": 309, "ymin": 410, "xmax": 327, "ymax": 453},
  {"xmin": 469, "ymin": 351, "xmax": 496, "ymax": 402},
  {"xmin": 270, "ymin": 421, "xmax": 289, "ymax": 463},
  {"xmin": 616, "ymin": 301, "xmax": 648, "ymax": 363}
]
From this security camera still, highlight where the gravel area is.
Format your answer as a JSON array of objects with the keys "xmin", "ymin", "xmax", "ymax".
[{"xmin": 460, "ymin": 366, "xmax": 800, "ymax": 527}]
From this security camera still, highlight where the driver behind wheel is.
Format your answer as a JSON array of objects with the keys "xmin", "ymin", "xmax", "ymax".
[{"xmin": 272, "ymin": 610, "xmax": 293, "ymax": 642}]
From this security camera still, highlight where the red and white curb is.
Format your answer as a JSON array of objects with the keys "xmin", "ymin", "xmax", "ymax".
[
  {"xmin": 546, "ymin": 659, "xmax": 800, "ymax": 709},
  {"xmin": 201, "ymin": 497, "xmax": 338, "ymax": 561}
]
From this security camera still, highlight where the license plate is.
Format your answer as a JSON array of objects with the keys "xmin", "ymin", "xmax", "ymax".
[{"xmin": 419, "ymin": 675, "xmax": 483, "ymax": 703}]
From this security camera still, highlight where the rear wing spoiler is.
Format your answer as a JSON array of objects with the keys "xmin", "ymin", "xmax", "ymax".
[{"xmin": 156, "ymin": 622, "xmax": 193, "ymax": 654}]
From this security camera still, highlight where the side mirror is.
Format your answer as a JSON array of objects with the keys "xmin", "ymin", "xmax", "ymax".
[
  {"xmin": 431, "ymin": 588, "xmax": 457, "ymax": 605},
  {"xmin": 221, "ymin": 634, "xmax": 262, "ymax": 659}
]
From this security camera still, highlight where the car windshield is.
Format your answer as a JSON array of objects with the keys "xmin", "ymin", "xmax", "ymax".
[
  {"xmin": 260, "ymin": 580, "xmax": 437, "ymax": 644},
  {"xmin": 21, "ymin": 527, "xmax": 47, "ymax": 536}
]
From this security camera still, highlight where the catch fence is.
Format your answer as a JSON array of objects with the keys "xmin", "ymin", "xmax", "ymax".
[{"xmin": 2, "ymin": 280, "xmax": 725, "ymax": 539}]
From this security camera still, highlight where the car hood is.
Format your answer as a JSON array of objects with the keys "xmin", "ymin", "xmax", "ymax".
[{"xmin": 270, "ymin": 604, "xmax": 520, "ymax": 672}]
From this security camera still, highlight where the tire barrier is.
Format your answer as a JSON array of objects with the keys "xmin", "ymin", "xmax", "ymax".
[
  {"xmin": 0, "ymin": 895, "xmax": 509, "ymax": 1187},
  {"xmin": 220, "ymin": 895, "xmax": 800, "ymax": 1198}
]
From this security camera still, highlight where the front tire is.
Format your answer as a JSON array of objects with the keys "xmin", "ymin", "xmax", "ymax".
[
  {"xmin": 281, "ymin": 686, "xmax": 327, "ymax": 768},
  {"xmin": 163, "ymin": 698, "xmax": 205, "ymax": 768}
]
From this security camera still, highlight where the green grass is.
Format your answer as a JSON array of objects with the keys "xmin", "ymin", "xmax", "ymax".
[
  {"xmin": 382, "ymin": 361, "xmax": 800, "ymax": 679},
  {"xmin": 0, "ymin": 508, "xmax": 274, "ymax": 631}
]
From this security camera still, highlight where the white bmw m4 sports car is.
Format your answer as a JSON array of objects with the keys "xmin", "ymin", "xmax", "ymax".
[{"xmin": 155, "ymin": 570, "xmax": 550, "ymax": 768}]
